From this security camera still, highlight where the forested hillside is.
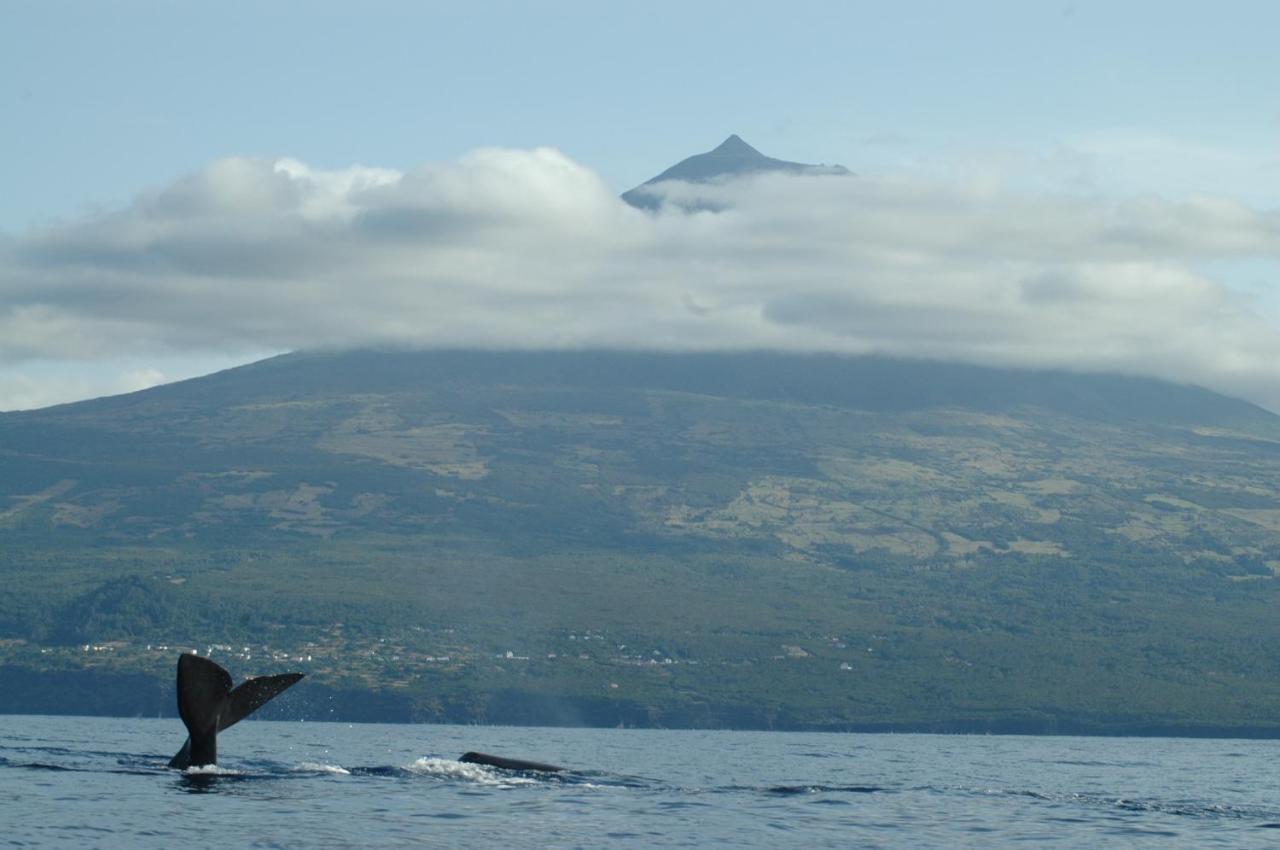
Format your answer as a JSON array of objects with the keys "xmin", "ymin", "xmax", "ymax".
[{"xmin": 3, "ymin": 350, "xmax": 1278, "ymax": 733}]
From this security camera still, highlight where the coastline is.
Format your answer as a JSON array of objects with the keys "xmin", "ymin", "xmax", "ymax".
[{"xmin": 4, "ymin": 664, "xmax": 1276, "ymax": 740}]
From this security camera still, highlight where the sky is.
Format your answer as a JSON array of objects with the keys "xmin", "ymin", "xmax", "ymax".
[{"xmin": 2, "ymin": 0, "xmax": 1278, "ymax": 411}]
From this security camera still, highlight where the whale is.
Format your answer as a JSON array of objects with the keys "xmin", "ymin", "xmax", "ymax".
[
  {"xmin": 459, "ymin": 751, "xmax": 565, "ymax": 773},
  {"xmin": 168, "ymin": 652, "xmax": 304, "ymax": 769}
]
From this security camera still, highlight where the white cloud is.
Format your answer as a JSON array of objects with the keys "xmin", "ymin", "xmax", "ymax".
[{"xmin": 2, "ymin": 146, "xmax": 1280, "ymax": 410}]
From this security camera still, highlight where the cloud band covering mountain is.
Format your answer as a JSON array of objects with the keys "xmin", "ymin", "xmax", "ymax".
[{"xmin": 3, "ymin": 147, "xmax": 1279, "ymax": 409}]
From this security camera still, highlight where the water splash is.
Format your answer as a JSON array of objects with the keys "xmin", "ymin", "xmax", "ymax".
[
  {"xmin": 404, "ymin": 757, "xmax": 538, "ymax": 786},
  {"xmin": 295, "ymin": 762, "xmax": 351, "ymax": 775},
  {"xmin": 183, "ymin": 764, "xmax": 244, "ymax": 776}
]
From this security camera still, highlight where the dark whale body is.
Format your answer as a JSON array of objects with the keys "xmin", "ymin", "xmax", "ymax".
[
  {"xmin": 168, "ymin": 653, "xmax": 304, "ymax": 769},
  {"xmin": 459, "ymin": 751, "xmax": 565, "ymax": 773},
  {"xmin": 165, "ymin": 654, "xmax": 566, "ymax": 774}
]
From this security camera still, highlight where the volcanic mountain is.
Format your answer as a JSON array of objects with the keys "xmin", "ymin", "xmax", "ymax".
[
  {"xmin": 2, "ymin": 346, "xmax": 1279, "ymax": 733},
  {"xmin": 1, "ymin": 137, "xmax": 1278, "ymax": 733},
  {"xmin": 621, "ymin": 134, "xmax": 851, "ymax": 209}
]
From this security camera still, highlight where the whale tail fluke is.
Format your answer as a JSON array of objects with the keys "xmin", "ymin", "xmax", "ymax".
[
  {"xmin": 226, "ymin": 670, "xmax": 306, "ymax": 727},
  {"xmin": 168, "ymin": 653, "xmax": 303, "ymax": 769}
]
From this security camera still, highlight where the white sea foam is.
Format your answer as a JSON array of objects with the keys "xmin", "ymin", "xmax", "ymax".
[
  {"xmin": 296, "ymin": 762, "xmax": 351, "ymax": 775},
  {"xmin": 404, "ymin": 757, "xmax": 536, "ymax": 786},
  {"xmin": 182, "ymin": 764, "xmax": 243, "ymax": 776}
]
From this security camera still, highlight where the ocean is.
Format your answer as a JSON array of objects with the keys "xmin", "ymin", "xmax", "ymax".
[{"xmin": 1, "ymin": 715, "xmax": 1276, "ymax": 848}]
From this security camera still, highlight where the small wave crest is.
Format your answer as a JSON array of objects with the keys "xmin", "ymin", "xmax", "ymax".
[
  {"xmin": 713, "ymin": 783, "xmax": 884, "ymax": 796},
  {"xmin": 295, "ymin": 762, "xmax": 351, "ymax": 775},
  {"xmin": 970, "ymin": 786, "xmax": 1279, "ymax": 822},
  {"xmin": 404, "ymin": 757, "xmax": 538, "ymax": 786},
  {"xmin": 765, "ymin": 784, "xmax": 883, "ymax": 795},
  {"xmin": 183, "ymin": 764, "xmax": 244, "ymax": 777}
]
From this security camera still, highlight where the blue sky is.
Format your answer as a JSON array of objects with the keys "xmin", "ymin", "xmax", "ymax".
[
  {"xmin": 5, "ymin": 0, "xmax": 1276, "ymax": 228},
  {"xmin": 1, "ymin": 1, "xmax": 1278, "ymax": 409}
]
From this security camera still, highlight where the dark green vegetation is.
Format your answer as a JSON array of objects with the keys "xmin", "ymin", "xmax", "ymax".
[{"xmin": 2, "ymin": 350, "xmax": 1279, "ymax": 734}]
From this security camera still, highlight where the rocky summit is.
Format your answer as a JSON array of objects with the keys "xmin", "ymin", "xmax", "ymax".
[{"xmin": 621, "ymin": 134, "xmax": 851, "ymax": 209}]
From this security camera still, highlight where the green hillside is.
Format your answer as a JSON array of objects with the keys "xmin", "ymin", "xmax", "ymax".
[{"xmin": 2, "ymin": 350, "xmax": 1278, "ymax": 733}]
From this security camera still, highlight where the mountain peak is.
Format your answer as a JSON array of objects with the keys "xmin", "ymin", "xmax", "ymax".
[
  {"xmin": 622, "ymin": 135, "xmax": 851, "ymax": 210},
  {"xmin": 711, "ymin": 134, "xmax": 762, "ymax": 157}
]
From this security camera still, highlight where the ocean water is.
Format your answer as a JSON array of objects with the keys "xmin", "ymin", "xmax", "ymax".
[{"xmin": 1, "ymin": 716, "xmax": 1277, "ymax": 848}]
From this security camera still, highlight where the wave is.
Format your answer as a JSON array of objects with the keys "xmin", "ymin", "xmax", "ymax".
[
  {"xmin": 6, "ymin": 740, "xmax": 1276, "ymax": 831},
  {"xmin": 293, "ymin": 762, "xmax": 351, "ymax": 775},
  {"xmin": 183, "ymin": 764, "xmax": 244, "ymax": 776},
  {"xmin": 403, "ymin": 756, "xmax": 539, "ymax": 786},
  {"xmin": 964, "ymin": 785, "xmax": 1280, "ymax": 822}
]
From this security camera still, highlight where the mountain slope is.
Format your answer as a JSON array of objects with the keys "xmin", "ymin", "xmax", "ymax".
[
  {"xmin": 2, "ymin": 350, "xmax": 1279, "ymax": 732},
  {"xmin": 621, "ymin": 134, "xmax": 850, "ymax": 209}
]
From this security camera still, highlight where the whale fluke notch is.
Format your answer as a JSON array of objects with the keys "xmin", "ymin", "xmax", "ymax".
[
  {"xmin": 459, "ymin": 751, "xmax": 565, "ymax": 773},
  {"xmin": 168, "ymin": 653, "xmax": 304, "ymax": 769}
]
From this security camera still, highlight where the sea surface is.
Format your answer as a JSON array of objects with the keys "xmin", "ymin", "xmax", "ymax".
[{"xmin": 1, "ymin": 715, "xmax": 1276, "ymax": 848}]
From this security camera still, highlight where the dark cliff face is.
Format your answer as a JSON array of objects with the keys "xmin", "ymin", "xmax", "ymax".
[{"xmin": 621, "ymin": 134, "xmax": 851, "ymax": 209}]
